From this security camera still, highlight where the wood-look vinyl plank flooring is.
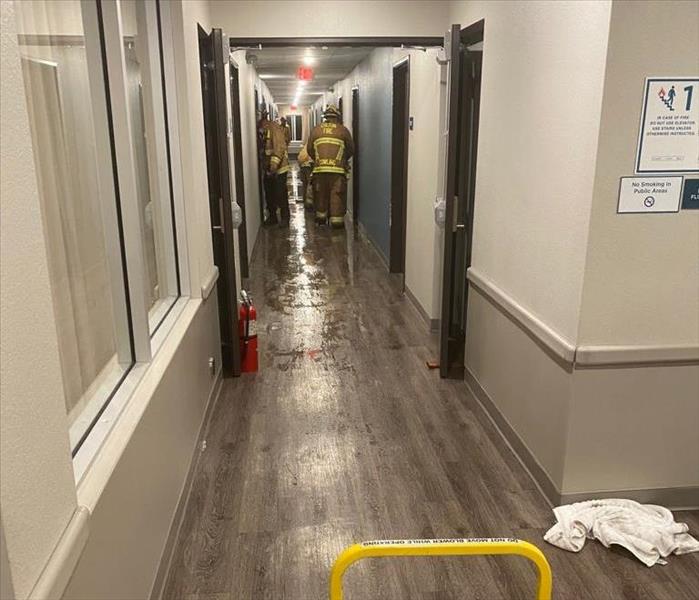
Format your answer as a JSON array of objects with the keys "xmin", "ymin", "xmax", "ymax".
[{"xmin": 163, "ymin": 203, "xmax": 699, "ymax": 599}]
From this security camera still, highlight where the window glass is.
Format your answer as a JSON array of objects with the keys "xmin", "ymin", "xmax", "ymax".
[
  {"xmin": 293, "ymin": 114, "xmax": 303, "ymax": 141},
  {"xmin": 120, "ymin": 0, "xmax": 179, "ymax": 334},
  {"xmin": 14, "ymin": 0, "xmax": 133, "ymax": 446}
]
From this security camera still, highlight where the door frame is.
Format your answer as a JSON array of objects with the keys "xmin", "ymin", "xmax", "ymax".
[
  {"xmin": 228, "ymin": 58, "xmax": 249, "ymax": 278},
  {"xmin": 228, "ymin": 36, "xmax": 443, "ymax": 48},
  {"xmin": 389, "ymin": 57, "xmax": 410, "ymax": 276},
  {"xmin": 439, "ymin": 20, "xmax": 485, "ymax": 379},
  {"xmin": 254, "ymin": 87, "xmax": 265, "ymax": 222},
  {"xmin": 199, "ymin": 25, "xmax": 241, "ymax": 377},
  {"xmin": 351, "ymin": 86, "xmax": 360, "ymax": 225}
]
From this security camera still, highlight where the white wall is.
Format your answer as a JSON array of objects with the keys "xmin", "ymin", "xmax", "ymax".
[
  {"xmin": 230, "ymin": 50, "xmax": 276, "ymax": 258},
  {"xmin": 170, "ymin": 0, "xmax": 214, "ymax": 295},
  {"xmin": 450, "ymin": 0, "xmax": 612, "ymax": 343},
  {"xmin": 318, "ymin": 48, "xmax": 444, "ymax": 320},
  {"xmin": 1, "ymin": 3, "xmax": 79, "ymax": 597},
  {"xmin": 396, "ymin": 48, "xmax": 444, "ymax": 320},
  {"xmin": 64, "ymin": 297, "xmax": 221, "ymax": 600},
  {"xmin": 211, "ymin": 0, "xmax": 448, "ymax": 38},
  {"xmin": 1, "ymin": 1, "xmax": 225, "ymax": 597},
  {"xmin": 453, "ymin": 0, "xmax": 612, "ymax": 495},
  {"xmin": 459, "ymin": 0, "xmax": 698, "ymax": 503},
  {"xmin": 578, "ymin": 0, "xmax": 699, "ymax": 346},
  {"xmin": 564, "ymin": 0, "xmax": 699, "ymax": 497}
]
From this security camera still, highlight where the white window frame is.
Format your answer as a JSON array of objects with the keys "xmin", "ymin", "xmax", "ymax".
[{"xmin": 71, "ymin": 0, "xmax": 191, "ymax": 481}]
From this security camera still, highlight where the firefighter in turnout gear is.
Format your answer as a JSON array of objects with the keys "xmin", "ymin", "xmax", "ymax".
[
  {"xmin": 307, "ymin": 104, "xmax": 354, "ymax": 228},
  {"xmin": 298, "ymin": 143, "xmax": 314, "ymax": 208},
  {"xmin": 265, "ymin": 120, "xmax": 291, "ymax": 226},
  {"xmin": 257, "ymin": 109, "xmax": 277, "ymax": 225}
]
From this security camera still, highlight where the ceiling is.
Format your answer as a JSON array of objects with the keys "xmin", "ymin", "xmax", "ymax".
[{"xmin": 244, "ymin": 46, "xmax": 374, "ymax": 106}]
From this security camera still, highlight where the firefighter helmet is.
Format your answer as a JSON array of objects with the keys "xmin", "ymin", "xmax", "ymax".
[{"xmin": 323, "ymin": 104, "xmax": 341, "ymax": 120}]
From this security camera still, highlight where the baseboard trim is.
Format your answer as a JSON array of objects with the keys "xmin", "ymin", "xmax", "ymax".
[
  {"xmin": 560, "ymin": 486, "xmax": 699, "ymax": 510},
  {"xmin": 149, "ymin": 371, "xmax": 224, "ymax": 600},
  {"xmin": 465, "ymin": 367, "xmax": 699, "ymax": 510},
  {"xmin": 404, "ymin": 284, "xmax": 439, "ymax": 332},
  {"xmin": 464, "ymin": 368, "xmax": 559, "ymax": 508},
  {"xmin": 467, "ymin": 267, "xmax": 699, "ymax": 368}
]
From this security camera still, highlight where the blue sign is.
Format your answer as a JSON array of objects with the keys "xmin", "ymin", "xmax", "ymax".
[{"xmin": 682, "ymin": 178, "xmax": 699, "ymax": 210}]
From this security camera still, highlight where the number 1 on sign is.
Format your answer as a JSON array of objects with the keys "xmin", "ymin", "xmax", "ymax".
[{"xmin": 684, "ymin": 85, "xmax": 693, "ymax": 111}]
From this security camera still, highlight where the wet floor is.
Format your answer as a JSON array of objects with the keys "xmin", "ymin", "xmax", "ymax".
[{"xmin": 162, "ymin": 200, "xmax": 699, "ymax": 599}]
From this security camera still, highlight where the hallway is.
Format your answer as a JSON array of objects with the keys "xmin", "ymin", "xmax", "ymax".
[{"xmin": 162, "ymin": 205, "xmax": 699, "ymax": 600}]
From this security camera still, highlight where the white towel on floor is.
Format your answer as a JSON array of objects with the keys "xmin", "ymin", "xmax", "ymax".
[{"xmin": 543, "ymin": 499, "xmax": 699, "ymax": 566}]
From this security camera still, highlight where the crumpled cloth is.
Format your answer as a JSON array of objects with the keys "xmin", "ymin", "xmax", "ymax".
[{"xmin": 543, "ymin": 499, "xmax": 699, "ymax": 566}]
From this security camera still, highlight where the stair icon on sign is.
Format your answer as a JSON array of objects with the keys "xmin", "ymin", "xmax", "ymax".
[{"xmin": 658, "ymin": 86, "xmax": 676, "ymax": 111}]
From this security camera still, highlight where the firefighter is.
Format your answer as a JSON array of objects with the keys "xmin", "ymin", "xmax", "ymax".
[
  {"xmin": 297, "ymin": 142, "xmax": 314, "ymax": 208},
  {"xmin": 257, "ymin": 109, "xmax": 276, "ymax": 225},
  {"xmin": 307, "ymin": 104, "xmax": 354, "ymax": 228},
  {"xmin": 265, "ymin": 120, "xmax": 291, "ymax": 226}
]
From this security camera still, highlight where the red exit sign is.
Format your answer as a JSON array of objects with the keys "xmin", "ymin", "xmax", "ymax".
[{"xmin": 297, "ymin": 66, "xmax": 314, "ymax": 81}]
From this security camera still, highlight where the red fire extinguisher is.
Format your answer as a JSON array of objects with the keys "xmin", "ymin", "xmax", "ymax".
[{"xmin": 239, "ymin": 290, "xmax": 258, "ymax": 373}]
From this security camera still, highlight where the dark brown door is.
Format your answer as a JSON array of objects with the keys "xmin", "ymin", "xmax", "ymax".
[
  {"xmin": 439, "ymin": 21, "xmax": 484, "ymax": 379},
  {"xmin": 229, "ymin": 61, "xmax": 249, "ymax": 279},
  {"xmin": 389, "ymin": 60, "xmax": 410, "ymax": 275},
  {"xmin": 351, "ymin": 87, "xmax": 360, "ymax": 224},
  {"xmin": 199, "ymin": 26, "xmax": 240, "ymax": 377}
]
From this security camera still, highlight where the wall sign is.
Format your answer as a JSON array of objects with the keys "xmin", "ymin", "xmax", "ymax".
[
  {"xmin": 681, "ymin": 178, "xmax": 699, "ymax": 210},
  {"xmin": 617, "ymin": 176, "xmax": 683, "ymax": 213},
  {"xmin": 636, "ymin": 77, "xmax": 699, "ymax": 173}
]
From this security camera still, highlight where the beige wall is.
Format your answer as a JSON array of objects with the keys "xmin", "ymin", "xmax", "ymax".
[
  {"xmin": 230, "ymin": 50, "xmax": 276, "ymax": 257},
  {"xmin": 1, "ymin": 2, "xmax": 79, "ymax": 596},
  {"xmin": 450, "ymin": 0, "xmax": 612, "ymax": 342},
  {"xmin": 578, "ymin": 0, "xmax": 699, "ymax": 346},
  {"xmin": 210, "ymin": 0, "xmax": 448, "ymax": 38},
  {"xmin": 567, "ymin": 365, "xmax": 699, "ymax": 494},
  {"xmin": 466, "ymin": 290, "xmax": 572, "ymax": 489}
]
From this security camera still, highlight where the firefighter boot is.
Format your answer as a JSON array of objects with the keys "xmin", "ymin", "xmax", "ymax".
[{"xmin": 329, "ymin": 174, "xmax": 346, "ymax": 229}]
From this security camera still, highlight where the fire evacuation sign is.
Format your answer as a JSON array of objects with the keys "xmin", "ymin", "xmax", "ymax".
[{"xmin": 636, "ymin": 77, "xmax": 699, "ymax": 173}]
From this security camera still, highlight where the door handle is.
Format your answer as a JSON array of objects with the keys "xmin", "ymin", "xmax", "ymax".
[
  {"xmin": 213, "ymin": 197, "xmax": 225, "ymax": 234},
  {"xmin": 452, "ymin": 195, "xmax": 459, "ymax": 232}
]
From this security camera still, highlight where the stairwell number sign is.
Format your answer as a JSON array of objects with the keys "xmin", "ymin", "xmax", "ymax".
[{"xmin": 636, "ymin": 78, "xmax": 699, "ymax": 173}]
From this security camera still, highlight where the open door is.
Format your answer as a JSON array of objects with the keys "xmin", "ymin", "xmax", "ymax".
[
  {"xmin": 439, "ymin": 21, "xmax": 484, "ymax": 379},
  {"xmin": 229, "ymin": 60, "xmax": 249, "ymax": 278},
  {"xmin": 199, "ymin": 26, "xmax": 241, "ymax": 377},
  {"xmin": 351, "ymin": 87, "xmax": 360, "ymax": 224},
  {"xmin": 389, "ymin": 59, "xmax": 410, "ymax": 275}
]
